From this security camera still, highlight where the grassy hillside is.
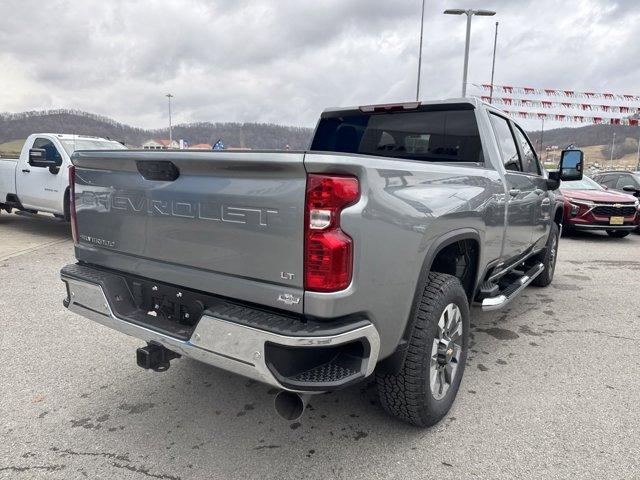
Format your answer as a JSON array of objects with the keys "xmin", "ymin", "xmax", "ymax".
[
  {"xmin": 541, "ymin": 144, "xmax": 639, "ymax": 170},
  {"xmin": 0, "ymin": 139, "xmax": 25, "ymax": 156},
  {"xmin": 581, "ymin": 145, "xmax": 639, "ymax": 169}
]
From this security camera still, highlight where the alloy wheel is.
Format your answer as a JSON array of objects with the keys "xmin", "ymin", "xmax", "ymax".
[{"xmin": 430, "ymin": 303, "xmax": 463, "ymax": 400}]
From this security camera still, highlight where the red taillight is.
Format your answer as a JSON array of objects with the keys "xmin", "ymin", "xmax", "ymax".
[
  {"xmin": 304, "ymin": 174, "xmax": 359, "ymax": 292},
  {"xmin": 69, "ymin": 165, "xmax": 78, "ymax": 244}
]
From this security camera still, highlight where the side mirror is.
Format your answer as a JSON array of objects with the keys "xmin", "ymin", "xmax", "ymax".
[
  {"xmin": 558, "ymin": 149, "xmax": 583, "ymax": 181},
  {"xmin": 622, "ymin": 185, "xmax": 640, "ymax": 196},
  {"xmin": 29, "ymin": 148, "xmax": 57, "ymax": 168},
  {"xmin": 545, "ymin": 172, "xmax": 560, "ymax": 191},
  {"xmin": 601, "ymin": 184, "xmax": 609, "ymax": 190}
]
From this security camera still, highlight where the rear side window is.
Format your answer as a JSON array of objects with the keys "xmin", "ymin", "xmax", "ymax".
[
  {"xmin": 311, "ymin": 109, "xmax": 483, "ymax": 163},
  {"xmin": 488, "ymin": 114, "xmax": 520, "ymax": 172}
]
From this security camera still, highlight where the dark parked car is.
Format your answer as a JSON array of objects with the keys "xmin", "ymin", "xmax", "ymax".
[
  {"xmin": 560, "ymin": 176, "xmax": 638, "ymax": 237},
  {"xmin": 592, "ymin": 170, "xmax": 640, "ymax": 197}
]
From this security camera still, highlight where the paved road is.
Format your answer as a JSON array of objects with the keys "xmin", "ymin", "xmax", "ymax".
[
  {"xmin": 0, "ymin": 212, "xmax": 69, "ymax": 261},
  {"xmin": 1, "ymin": 212, "xmax": 639, "ymax": 479}
]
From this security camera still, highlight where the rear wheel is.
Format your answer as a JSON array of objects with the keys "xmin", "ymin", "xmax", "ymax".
[
  {"xmin": 532, "ymin": 221, "xmax": 559, "ymax": 287},
  {"xmin": 606, "ymin": 230, "xmax": 630, "ymax": 238},
  {"xmin": 376, "ymin": 272, "xmax": 469, "ymax": 427}
]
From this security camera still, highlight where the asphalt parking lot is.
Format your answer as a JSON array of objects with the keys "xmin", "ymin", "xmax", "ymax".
[{"xmin": 1, "ymin": 212, "xmax": 638, "ymax": 480}]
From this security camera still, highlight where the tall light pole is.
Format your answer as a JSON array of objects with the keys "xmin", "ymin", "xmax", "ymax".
[
  {"xmin": 636, "ymin": 134, "xmax": 640, "ymax": 171},
  {"xmin": 166, "ymin": 93, "xmax": 174, "ymax": 148},
  {"xmin": 416, "ymin": 0, "xmax": 426, "ymax": 101},
  {"xmin": 444, "ymin": 8, "xmax": 496, "ymax": 97},
  {"xmin": 489, "ymin": 21, "xmax": 499, "ymax": 104},
  {"xmin": 610, "ymin": 131, "xmax": 616, "ymax": 167}
]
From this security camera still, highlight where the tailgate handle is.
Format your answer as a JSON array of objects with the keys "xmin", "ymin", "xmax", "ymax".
[{"xmin": 136, "ymin": 161, "xmax": 179, "ymax": 181}]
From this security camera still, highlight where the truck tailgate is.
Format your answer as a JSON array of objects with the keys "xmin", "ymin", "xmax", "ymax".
[{"xmin": 72, "ymin": 150, "xmax": 306, "ymax": 313}]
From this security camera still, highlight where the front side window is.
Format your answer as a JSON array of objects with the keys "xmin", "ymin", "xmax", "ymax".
[
  {"xmin": 32, "ymin": 138, "xmax": 63, "ymax": 166},
  {"xmin": 513, "ymin": 125, "xmax": 541, "ymax": 175},
  {"xmin": 488, "ymin": 113, "xmax": 520, "ymax": 172},
  {"xmin": 615, "ymin": 174, "xmax": 635, "ymax": 190}
]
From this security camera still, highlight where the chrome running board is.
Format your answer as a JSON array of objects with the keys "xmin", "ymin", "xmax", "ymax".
[{"xmin": 481, "ymin": 262, "xmax": 545, "ymax": 311}]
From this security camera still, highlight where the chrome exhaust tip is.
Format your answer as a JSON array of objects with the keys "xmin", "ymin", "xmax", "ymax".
[{"xmin": 274, "ymin": 391, "xmax": 309, "ymax": 421}]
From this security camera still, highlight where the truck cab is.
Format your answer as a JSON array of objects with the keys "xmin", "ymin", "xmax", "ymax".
[{"xmin": 0, "ymin": 134, "xmax": 126, "ymax": 219}]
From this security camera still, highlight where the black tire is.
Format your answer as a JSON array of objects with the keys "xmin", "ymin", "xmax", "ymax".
[
  {"xmin": 376, "ymin": 272, "xmax": 470, "ymax": 427},
  {"xmin": 532, "ymin": 221, "xmax": 559, "ymax": 287},
  {"xmin": 606, "ymin": 230, "xmax": 630, "ymax": 238}
]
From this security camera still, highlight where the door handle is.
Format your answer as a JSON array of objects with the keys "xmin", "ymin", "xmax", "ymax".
[
  {"xmin": 509, "ymin": 189, "xmax": 520, "ymax": 197},
  {"xmin": 22, "ymin": 169, "xmax": 30, "ymax": 173}
]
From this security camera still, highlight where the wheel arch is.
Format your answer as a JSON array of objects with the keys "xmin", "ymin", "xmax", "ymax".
[{"xmin": 377, "ymin": 228, "xmax": 482, "ymax": 375}]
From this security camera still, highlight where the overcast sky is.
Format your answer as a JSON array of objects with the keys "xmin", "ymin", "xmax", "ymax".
[{"xmin": 1, "ymin": 0, "xmax": 639, "ymax": 130}]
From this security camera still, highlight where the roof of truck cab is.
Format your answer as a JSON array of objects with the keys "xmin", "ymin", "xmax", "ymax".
[
  {"xmin": 31, "ymin": 133, "xmax": 111, "ymax": 141},
  {"xmin": 321, "ymin": 97, "xmax": 482, "ymax": 116}
]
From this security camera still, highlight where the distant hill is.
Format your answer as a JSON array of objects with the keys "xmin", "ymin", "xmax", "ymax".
[
  {"xmin": 2, "ymin": 109, "xmax": 639, "ymax": 163},
  {"xmin": 0, "ymin": 110, "xmax": 314, "ymax": 151},
  {"xmin": 528, "ymin": 122, "xmax": 640, "ymax": 151}
]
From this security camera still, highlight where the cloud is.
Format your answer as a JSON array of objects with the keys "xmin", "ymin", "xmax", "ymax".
[{"xmin": 0, "ymin": 0, "xmax": 638, "ymax": 130}]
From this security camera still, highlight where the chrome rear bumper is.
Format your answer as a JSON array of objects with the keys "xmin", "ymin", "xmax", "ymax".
[{"xmin": 61, "ymin": 268, "xmax": 380, "ymax": 393}]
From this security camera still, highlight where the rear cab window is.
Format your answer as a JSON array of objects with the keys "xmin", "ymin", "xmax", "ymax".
[{"xmin": 310, "ymin": 105, "xmax": 484, "ymax": 164}]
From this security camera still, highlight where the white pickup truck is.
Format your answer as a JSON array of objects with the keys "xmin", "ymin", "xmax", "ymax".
[{"xmin": 0, "ymin": 133, "xmax": 126, "ymax": 219}]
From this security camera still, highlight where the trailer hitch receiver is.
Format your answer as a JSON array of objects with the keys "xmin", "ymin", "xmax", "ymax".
[{"xmin": 136, "ymin": 343, "xmax": 181, "ymax": 372}]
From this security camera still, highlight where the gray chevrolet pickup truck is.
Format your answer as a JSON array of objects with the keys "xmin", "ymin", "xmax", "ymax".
[{"xmin": 61, "ymin": 98, "xmax": 583, "ymax": 427}]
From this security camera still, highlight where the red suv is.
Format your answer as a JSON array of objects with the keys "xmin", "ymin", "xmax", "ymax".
[{"xmin": 560, "ymin": 176, "xmax": 639, "ymax": 238}]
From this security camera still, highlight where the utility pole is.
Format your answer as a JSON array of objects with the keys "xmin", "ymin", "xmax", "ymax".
[
  {"xmin": 610, "ymin": 131, "xmax": 616, "ymax": 168},
  {"xmin": 636, "ymin": 134, "xmax": 640, "ymax": 171},
  {"xmin": 539, "ymin": 117, "xmax": 545, "ymax": 163},
  {"xmin": 416, "ymin": 0, "xmax": 426, "ymax": 101},
  {"xmin": 166, "ymin": 93, "xmax": 174, "ymax": 148},
  {"xmin": 444, "ymin": 9, "xmax": 496, "ymax": 97},
  {"xmin": 489, "ymin": 22, "xmax": 499, "ymax": 104}
]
